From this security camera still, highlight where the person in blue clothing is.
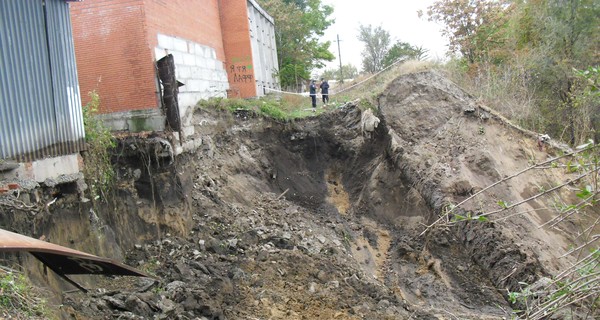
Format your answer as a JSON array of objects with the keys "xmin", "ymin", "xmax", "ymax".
[
  {"xmin": 309, "ymin": 79, "xmax": 317, "ymax": 111},
  {"xmin": 319, "ymin": 78, "xmax": 330, "ymax": 105}
]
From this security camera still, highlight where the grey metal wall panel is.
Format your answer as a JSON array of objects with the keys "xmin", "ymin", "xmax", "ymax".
[
  {"xmin": 247, "ymin": 0, "xmax": 279, "ymax": 96},
  {"xmin": 45, "ymin": 0, "xmax": 85, "ymax": 157},
  {"xmin": 0, "ymin": 0, "xmax": 84, "ymax": 162},
  {"xmin": 0, "ymin": 0, "xmax": 54, "ymax": 161}
]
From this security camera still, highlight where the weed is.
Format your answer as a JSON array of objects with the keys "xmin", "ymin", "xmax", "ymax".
[
  {"xmin": 198, "ymin": 97, "xmax": 253, "ymax": 112},
  {"xmin": 259, "ymin": 101, "xmax": 287, "ymax": 121},
  {"xmin": 0, "ymin": 266, "xmax": 53, "ymax": 319},
  {"xmin": 82, "ymin": 91, "xmax": 116, "ymax": 202},
  {"xmin": 340, "ymin": 229, "xmax": 353, "ymax": 248},
  {"xmin": 450, "ymin": 211, "xmax": 489, "ymax": 223}
]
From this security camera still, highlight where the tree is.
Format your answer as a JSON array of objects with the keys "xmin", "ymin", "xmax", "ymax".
[
  {"xmin": 357, "ymin": 24, "xmax": 391, "ymax": 73},
  {"xmin": 320, "ymin": 64, "xmax": 358, "ymax": 81},
  {"xmin": 513, "ymin": 0, "xmax": 600, "ymax": 145},
  {"xmin": 258, "ymin": 0, "xmax": 336, "ymax": 90},
  {"xmin": 382, "ymin": 41, "xmax": 429, "ymax": 68},
  {"xmin": 420, "ymin": 0, "xmax": 511, "ymax": 63},
  {"xmin": 571, "ymin": 67, "xmax": 600, "ymax": 144}
]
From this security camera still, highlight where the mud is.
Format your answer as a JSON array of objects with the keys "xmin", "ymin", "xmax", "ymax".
[{"xmin": 0, "ymin": 70, "xmax": 587, "ymax": 319}]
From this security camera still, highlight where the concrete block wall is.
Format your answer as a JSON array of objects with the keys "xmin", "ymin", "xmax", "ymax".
[
  {"xmin": 1, "ymin": 154, "xmax": 81, "ymax": 184},
  {"xmin": 154, "ymin": 34, "xmax": 229, "ymax": 137},
  {"xmin": 144, "ymin": 0, "xmax": 230, "ymax": 138}
]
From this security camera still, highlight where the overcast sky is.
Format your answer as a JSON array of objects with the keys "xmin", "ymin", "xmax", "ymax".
[{"xmin": 320, "ymin": 0, "xmax": 448, "ymax": 73}]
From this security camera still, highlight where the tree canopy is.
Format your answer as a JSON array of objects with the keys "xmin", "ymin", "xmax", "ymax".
[
  {"xmin": 357, "ymin": 24, "xmax": 391, "ymax": 73},
  {"xmin": 258, "ymin": 0, "xmax": 336, "ymax": 90},
  {"xmin": 382, "ymin": 42, "xmax": 429, "ymax": 68},
  {"xmin": 420, "ymin": 0, "xmax": 511, "ymax": 64}
]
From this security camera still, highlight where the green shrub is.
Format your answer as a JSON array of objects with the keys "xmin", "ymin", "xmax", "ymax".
[
  {"xmin": 82, "ymin": 91, "xmax": 116, "ymax": 201},
  {"xmin": 259, "ymin": 101, "xmax": 288, "ymax": 120}
]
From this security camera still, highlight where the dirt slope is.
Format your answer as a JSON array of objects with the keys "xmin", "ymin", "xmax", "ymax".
[{"xmin": 48, "ymin": 70, "xmax": 589, "ymax": 319}]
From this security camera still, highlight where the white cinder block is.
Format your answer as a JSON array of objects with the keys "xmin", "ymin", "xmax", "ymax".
[
  {"xmin": 201, "ymin": 46, "xmax": 210, "ymax": 58},
  {"xmin": 183, "ymin": 53, "xmax": 196, "ymax": 66},
  {"xmin": 157, "ymin": 34, "xmax": 174, "ymax": 50},
  {"xmin": 178, "ymin": 93, "xmax": 195, "ymax": 108},
  {"xmin": 173, "ymin": 53, "xmax": 184, "ymax": 65},
  {"xmin": 186, "ymin": 80, "xmax": 201, "ymax": 92},
  {"xmin": 173, "ymin": 38, "xmax": 188, "ymax": 53},
  {"xmin": 194, "ymin": 44, "xmax": 203, "ymax": 56},
  {"xmin": 198, "ymin": 80, "xmax": 209, "ymax": 93},
  {"xmin": 191, "ymin": 66, "xmax": 202, "ymax": 77},
  {"xmin": 196, "ymin": 56, "xmax": 207, "ymax": 68},
  {"xmin": 176, "ymin": 65, "xmax": 191, "ymax": 79},
  {"xmin": 195, "ymin": 68, "xmax": 205, "ymax": 80}
]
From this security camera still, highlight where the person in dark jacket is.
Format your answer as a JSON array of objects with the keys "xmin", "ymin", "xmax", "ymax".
[
  {"xmin": 319, "ymin": 78, "xmax": 330, "ymax": 104},
  {"xmin": 309, "ymin": 79, "xmax": 317, "ymax": 111}
]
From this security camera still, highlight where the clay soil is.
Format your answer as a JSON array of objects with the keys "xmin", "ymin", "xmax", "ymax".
[{"xmin": 10, "ymin": 71, "xmax": 595, "ymax": 319}]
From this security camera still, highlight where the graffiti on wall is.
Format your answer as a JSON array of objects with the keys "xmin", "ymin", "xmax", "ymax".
[{"xmin": 229, "ymin": 56, "xmax": 254, "ymax": 83}]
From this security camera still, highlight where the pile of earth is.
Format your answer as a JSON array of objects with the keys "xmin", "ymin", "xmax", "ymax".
[{"xmin": 20, "ymin": 70, "xmax": 586, "ymax": 319}]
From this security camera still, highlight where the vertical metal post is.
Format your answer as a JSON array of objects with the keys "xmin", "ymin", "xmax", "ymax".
[{"xmin": 337, "ymin": 34, "xmax": 343, "ymax": 83}]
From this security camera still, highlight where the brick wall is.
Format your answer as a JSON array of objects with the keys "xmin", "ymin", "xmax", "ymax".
[
  {"xmin": 70, "ymin": 0, "xmax": 158, "ymax": 114},
  {"xmin": 219, "ymin": 0, "xmax": 257, "ymax": 98},
  {"xmin": 70, "ymin": 0, "xmax": 276, "ymax": 118},
  {"xmin": 144, "ymin": 0, "xmax": 226, "ymax": 61}
]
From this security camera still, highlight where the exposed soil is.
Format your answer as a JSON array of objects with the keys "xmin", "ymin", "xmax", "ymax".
[{"xmin": 1, "ymin": 70, "xmax": 592, "ymax": 319}]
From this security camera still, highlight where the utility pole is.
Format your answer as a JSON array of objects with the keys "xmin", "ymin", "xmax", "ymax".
[{"xmin": 336, "ymin": 34, "xmax": 343, "ymax": 83}]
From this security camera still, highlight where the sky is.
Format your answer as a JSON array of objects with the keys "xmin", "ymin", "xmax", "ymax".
[{"xmin": 319, "ymin": 0, "xmax": 448, "ymax": 73}]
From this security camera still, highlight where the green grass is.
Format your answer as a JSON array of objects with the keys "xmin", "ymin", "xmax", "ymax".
[{"xmin": 196, "ymin": 60, "xmax": 437, "ymax": 121}]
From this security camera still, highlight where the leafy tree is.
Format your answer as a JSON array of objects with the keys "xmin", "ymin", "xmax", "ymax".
[
  {"xmin": 420, "ymin": 0, "xmax": 511, "ymax": 63},
  {"xmin": 515, "ymin": 0, "xmax": 600, "ymax": 145},
  {"xmin": 320, "ymin": 64, "xmax": 358, "ymax": 81},
  {"xmin": 258, "ymin": 0, "xmax": 336, "ymax": 90},
  {"xmin": 357, "ymin": 24, "xmax": 391, "ymax": 73},
  {"xmin": 569, "ymin": 67, "xmax": 600, "ymax": 144},
  {"xmin": 382, "ymin": 41, "xmax": 429, "ymax": 68}
]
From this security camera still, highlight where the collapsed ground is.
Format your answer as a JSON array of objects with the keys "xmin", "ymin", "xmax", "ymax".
[{"xmin": 2, "ymin": 70, "xmax": 593, "ymax": 319}]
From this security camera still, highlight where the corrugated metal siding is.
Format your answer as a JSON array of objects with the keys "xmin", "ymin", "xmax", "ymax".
[
  {"xmin": 247, "ymin": 0, "xmax": 279, "ymax": 96},
  {"xmin": 0, "ymin": 0, "xmax": 85, "ymax": 162}
]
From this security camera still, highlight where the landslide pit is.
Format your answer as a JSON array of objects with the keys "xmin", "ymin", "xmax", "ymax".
[{"xmin": 1, "ymin": 71, "xmax": 584, "ymax": 319}]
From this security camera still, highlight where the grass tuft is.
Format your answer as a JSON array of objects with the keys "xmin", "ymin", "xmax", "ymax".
[{"xmin": 0, "ymin": 266, "xmax": 53, "ymax": 319}]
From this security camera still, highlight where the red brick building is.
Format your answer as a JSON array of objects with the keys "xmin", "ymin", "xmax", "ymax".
[{"xmin": 70, "ymin": 0, "xmax": 279, "ymax": 134}]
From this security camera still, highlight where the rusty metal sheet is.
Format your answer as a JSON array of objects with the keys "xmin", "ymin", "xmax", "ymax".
[{"xmin": 0, "ymin": 228, "xmax": 151, "ymax": 278}]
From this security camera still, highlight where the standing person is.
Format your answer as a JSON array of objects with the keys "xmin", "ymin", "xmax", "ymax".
[
  {"xmin": 309, "ymin": 79, "xmax": 317, "ymax": 111},
  {"xmin": 319, "ymin": 78, "xmax": 330, "ymax": 105}
]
